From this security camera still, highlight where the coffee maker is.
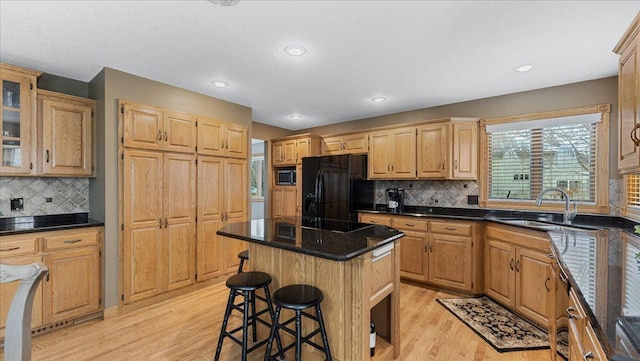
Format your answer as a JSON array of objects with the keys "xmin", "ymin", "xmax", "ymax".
[{"xmin": 386, "ymin": 188, "xmax": 405, "ymax": 213}]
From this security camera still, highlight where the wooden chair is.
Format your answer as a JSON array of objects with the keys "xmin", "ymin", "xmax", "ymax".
[{"xmin": 0, "ymin": 262, "xmax": 48, "ymax": 361}]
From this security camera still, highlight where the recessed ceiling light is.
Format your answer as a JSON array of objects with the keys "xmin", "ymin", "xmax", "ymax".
[
  {"xmin": 514, "ymin": 64, "xmax": 534, "ymax": 72},
  {"xmin": 208, "ymin": 0, "xmax": 240, "ymax": 6},
  {"xmin": 211, "ymin": 80, "xmax": 229, "ymax": 88},
  {"xmin": 290, "ymin": 114, "xmax": 303, "ymax": 120},
  {"xmin": 284, "ymin": 45, "xmax": 307, "ymax": 56},
  {"xmin": 371, "ymin": 97, "xmax": 387, "ymax": 103}
]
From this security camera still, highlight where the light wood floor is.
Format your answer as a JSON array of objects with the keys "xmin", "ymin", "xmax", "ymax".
[{"xmin": 1, "ymin": 282, "xmax": 552, "ymax": 361}]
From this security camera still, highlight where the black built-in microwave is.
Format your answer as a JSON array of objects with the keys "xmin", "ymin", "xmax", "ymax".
[{"xmin": 276, "ymin": 168, "xmax": 296, "ymax": 185}]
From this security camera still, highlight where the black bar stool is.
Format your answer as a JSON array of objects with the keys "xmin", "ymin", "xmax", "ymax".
[
  {"xmin": 214, "ymin": 271, "xmax": 283, "ymax": 361},
  {"xmin": 264, "ymin": 284, "xmax": 332, "ymax": 361},
  {"xmin": 237, "ymin": 250, "xmax": 249, "ymax": 273}
]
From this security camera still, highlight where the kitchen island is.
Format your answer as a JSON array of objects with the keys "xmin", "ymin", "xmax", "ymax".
[{"xmin": 217, "ymin": 217, "xmax": 404, "ymax": 361}]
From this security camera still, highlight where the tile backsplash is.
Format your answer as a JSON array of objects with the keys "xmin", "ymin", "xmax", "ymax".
[
  {"xmin": 375, "ymin": 178, "xmax": 621, "ymax": 217},
  {"xmin": 0, "ymin": 177, "xmax": 89, "ymax": 217}
]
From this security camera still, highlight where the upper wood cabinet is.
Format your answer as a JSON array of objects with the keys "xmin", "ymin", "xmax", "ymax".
[
  {"xmin": 416, "ymin": 119, "xmax": 478, "ymax": 180},
  {"xmin": 271, "ymin": 134, "xmax": 321, "ymax": 166},
  {"xmin": 121, "ymin": 100, "xmax": 196, "ymax": 153},
  {"xmin": 38, "ymin": 90, "xmax": 95, "ymax": 177},
  {"xmin": 0, "ymin": 63, "xmax": 40, "ymax": 175},
  {"xmin": 615, "ymin": 13, "xmax": 640, "ymax": 172},
  {"xmin": 321, "ymin": 132, "xmax": 369, "ymax": 155},
  {"xmin": 196, "ymin": 117, "xmax": 247, "ymax": 158},
  {"xmin": 368, "ymin": 126, "xmax": 417, "ymax": 179}
]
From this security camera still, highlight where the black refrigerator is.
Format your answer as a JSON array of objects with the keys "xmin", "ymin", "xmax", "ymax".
[{"xmin": 301, "ymin": 154, "xmax": 375, "ymax": 222}]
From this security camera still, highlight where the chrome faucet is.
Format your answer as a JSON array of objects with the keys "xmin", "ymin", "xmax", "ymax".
[{"xmin": 534, "ymin": 188, "xmax": 577, "ymax": 225}]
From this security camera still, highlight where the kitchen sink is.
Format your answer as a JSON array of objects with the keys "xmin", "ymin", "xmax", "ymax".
[{"xmin": 490, "ymin": 218, "xmax": 600, "ymax": 232}]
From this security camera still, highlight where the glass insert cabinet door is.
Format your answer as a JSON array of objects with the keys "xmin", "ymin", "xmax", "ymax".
[{"xmin": 0, "ymin": 64, "xmax": 39, "ymax": 174}]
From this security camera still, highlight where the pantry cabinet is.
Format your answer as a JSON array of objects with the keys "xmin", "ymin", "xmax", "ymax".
[
  {"xmin": 485, "ymin": 224, "xmax": 552, "ymax": 327},
  {"xmin": 38, "ymin": 90, "xmax": 95, "ymax": 176},
  {"xmin": 0, "ymin": 226, "xmax": 103, "ymax": 340},
  {"xmin": 0, "ymin": 63, "xmax": 40, "ymax": 175},
  {"xmin": 196, "ymin": 116, "xmax": 247, "ymax": 159},
  {"xmin": 321, "ymin": 132, "xmax": 369, "ymax": 155},
  {"xmin": 121, "ymin": 101, "xmax": 196, "ymax": 153},
  {"xmin": 368, "ymin": 127, "xmax": 417, "ymax": 179},
  {"xmin": 196, "ymin": 156, "xmax": 248, "ymax": 281},
  {"xmin": 615, "ymin": 13, "xmax": 640, "ymax": 172},
  {"xmin": 122, "ymin": 150, "xmax": 196, "ymax": 303}
]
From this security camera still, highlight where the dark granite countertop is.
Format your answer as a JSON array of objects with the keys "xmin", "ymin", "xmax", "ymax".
[
  {"xmin": 359, "ymin": 205, "xmax": 639, "ymax": 360},
  {"xmin": 216, "ymin": 217, "xmax": 404, "ymax": 261},
  {"xmin": 0, "ymin": 213, "xmax": 104, "ymax": 236}
]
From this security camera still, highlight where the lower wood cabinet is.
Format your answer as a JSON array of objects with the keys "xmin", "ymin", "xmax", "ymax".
[
  {"xmin": 359, "ymin": 213, "xmax": 481, "ymax": 294},
  {"xmin": 485, "ymin": 224, "xmax": 552, "ymax": 327},
  {"xmin": 567, "ymin": 288, "xmax": 607, "ymax": 361},
  {"xmin": 272, "ymin": 186, "xmax": 297, "ymax": 217},
  {"xmin": 0, "ymin": 226, "xmax": 103, "ymax": 339}
]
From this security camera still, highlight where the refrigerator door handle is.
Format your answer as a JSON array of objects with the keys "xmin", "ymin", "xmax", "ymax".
[{"xmin": 318, "ymin": 170, "xmax": 325, "ymax": 218}]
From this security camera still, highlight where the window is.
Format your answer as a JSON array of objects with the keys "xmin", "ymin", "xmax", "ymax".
[
  {"xmin": 251, "ymin": 155, "xmax": 264, "ymax": 199},
  {"xmin": 622, "ymin": 174, "xmax": 640, "ymax": 220},
  {"xmin": 480, "ymin": 104, "xmax": 610, "ymax": 214}
]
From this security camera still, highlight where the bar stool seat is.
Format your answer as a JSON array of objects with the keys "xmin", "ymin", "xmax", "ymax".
[
  {"xmin": 214, "ymin": 271, "xmax": 282, "ymax": 361},
  {"xmin": 264, "ymin": 284, "xmax": 332, "ymax": 361},
  {"xmin": 237, "ymin": 250, "xmax": 249, "ymax": 273}
]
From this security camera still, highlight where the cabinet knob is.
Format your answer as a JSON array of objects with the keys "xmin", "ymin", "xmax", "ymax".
[{"xmin": 454, "ymin": 160, "xmax": 458, "ymax": 170}]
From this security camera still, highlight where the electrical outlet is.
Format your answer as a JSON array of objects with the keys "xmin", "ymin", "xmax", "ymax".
[
  {"xmin": 10, "ymin": 198, "xmax": 24, "ymax": 211},
  {"xmin": 46, "ymin": 197, "xmax": 53, "ymax": 203},
  {"xmin": 467, "ymin": 195, "xmax": 479, "ymax": 205}
]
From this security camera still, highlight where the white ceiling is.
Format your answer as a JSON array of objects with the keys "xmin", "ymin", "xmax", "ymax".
[{"xmin": 1, "ymin": 1, "xmax": 638, "ymax": 131}]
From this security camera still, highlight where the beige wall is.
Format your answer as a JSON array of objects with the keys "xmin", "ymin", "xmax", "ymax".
[
  {"xmin": 89, "ymin": 67, "xmax": 252, "ymax": 309},
  {"xmin": 301, "ymin": 76, "xmax": 619, "ymax": 178}
]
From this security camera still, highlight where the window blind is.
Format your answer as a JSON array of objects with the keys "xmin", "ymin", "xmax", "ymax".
[
  {"xmin": 623, "ymin": 238, "xmax": 640, "ymax": 316},
  {"xmin": 488, "ymin": 122, "xmax": 597, "ymax": 202},
  {"xmin": 626, "ymin": 174, "xmax": 640, "ymax": 207}
]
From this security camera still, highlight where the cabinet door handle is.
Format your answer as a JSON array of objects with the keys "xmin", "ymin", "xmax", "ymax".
[
  {"xmin": 159, "ymin": 218, "xmax": 162, "ymax": 229},
  {"xmin": 445, "ymin": 227, "xmax": 457, "ymax": 231},
  {"xmin": 566, "ymin": 307, "xmax": 579, "ymax": 319},
  {"xmin": 391, "ymin": 164, "xmax": 394, "ymax": 171},
  {"xmin": 63, "ymin": 239, "xmax": 82, "ymax": 244},
  {"xmin": 515, "ymin": 259, "xmax": 520, "ymax": 272},
  {"xmin": 0, "ymin": 247, "xmax": 20, "ymax": 252},
  {"xmin": 583, "ymin": 351, "xmax": 594, "ymax": 360},
  {"xmin": 46, "ymin": 150, "xmax": 50, "ymax": 163},
  {"xmin": 405, "ymin": 223, "xmax": 415, "ymax": 227},
  {"xmin": 548, "ymin": 254, "xmax": 556, "ymax": 259},
  {"xmin": 429, "ymin": 243, "xmax": 433, "ymax": 253},
  {"xmin": 424, "ymin": 245, "xmax": 428, "ymax": 253},
  {"xmin": 544, "ymin": 277, "xmax": 550, "ymax": 291},
  {"xmin": 370, "ymin": 220, "xmax": 378, "ymax": 223},
  {"xmin": 509, "ymin": 259, "xmax": 514, "ymax": 270},
  {"xmin": 387, "ymin": 164, "xmax": 390, "ymax": 171},
  {"xmin": 631, "ymin": 123, "xmax": 640, "ymax": 146},
  {"xmin": 158, "ymin": 130, "xmax": 162, "ymax": 141},
  {"xmin": 164, "ymin": 131, "xmax": 168, "ymax": 142},
  {"xmin": 454, "ymin": 160, "xmax": 458, "ymax": 170},
  {"xmin": 164, "ymin": 217, "xmax": 168, "ymax": 228},
  {"xmin": 441, "ymin": 162, "xmax": 445, "ymax": 170}
]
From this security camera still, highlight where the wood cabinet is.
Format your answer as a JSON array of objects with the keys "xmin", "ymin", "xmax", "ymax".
[
  {"xmin": 37, "ymin": 90, "xmax": 95, "ymax": 176},
  {"xmin": 368, "ymin": 127, "xmax": 417, "ymax": 179},
  {"xmin": 392, "ymin": 217, "xmax": 429, "ymax": 283},
  {"xmin": 121, "ymin": 100, "xmax": 196, "ymax": 153},
  {"xmin": 271, "ymin": 134, "xmax": 321, "ymax": 166},
  {"xmin": 359, "ymin": 213, "xmax": 481, "ymax": 294},
  {"xmin": 272, "ymin": 186, "xmax": 297, "ymax": 217},
  {"xmin": 615, "ymin": 13, "xmax": 640, "ymax": 172},
  {"xmin": 0, "ymin": 63, "xmax": 40, "ymax": 175},
  {"xmin": 122, "ymin": 150, "xmax": 196, "ymax": 303},
  {"xmin": 196, "ymin": 156, "xmax": 248, "ymax": 281},
  {"xmin": 321, "ymin": 132, "xmax": 369, "ymax": 155},
  {"xmin": 485, "ymin": 224, "xmax": 552, "ymax": 327},
  {"xmin": 196, "ymin": 117, "xmax": 247, "ymax": 159},
  {"xmin": 0, "ymin": 227, "xmax": 103, "ymax": 339},
  {"xmin": 416, "ymin": 119, "xmax": 478, "ymax": 179},
  {"xmin": 567, "ymin": 288, "xmax": 607, "ymax": 361}
]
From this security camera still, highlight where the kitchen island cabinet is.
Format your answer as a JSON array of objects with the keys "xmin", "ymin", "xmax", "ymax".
[{"xmin": 217, "ymin": 217, "xmax": 404, "ymax": 361}]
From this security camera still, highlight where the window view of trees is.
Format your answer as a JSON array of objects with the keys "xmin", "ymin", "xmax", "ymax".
[
  {"xmin": 251, "ymin": 156, "xmax": 264, "ymax": 198},
  {"xmin": 488, "ymin": 123, "xmax": 596, "ymax": 202}
]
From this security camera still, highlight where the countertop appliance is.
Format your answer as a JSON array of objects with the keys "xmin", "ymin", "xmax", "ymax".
[
  {"xmin": 386, "ymin": 188, "xmax": 405, "ymax": 213},
  {"xmin": 302, "ymin": 154, "xmax": 374, "ymax": 222},
  {"xmin": 276, "ymin": 167, "xmax": 296, "ymax": 185}
]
